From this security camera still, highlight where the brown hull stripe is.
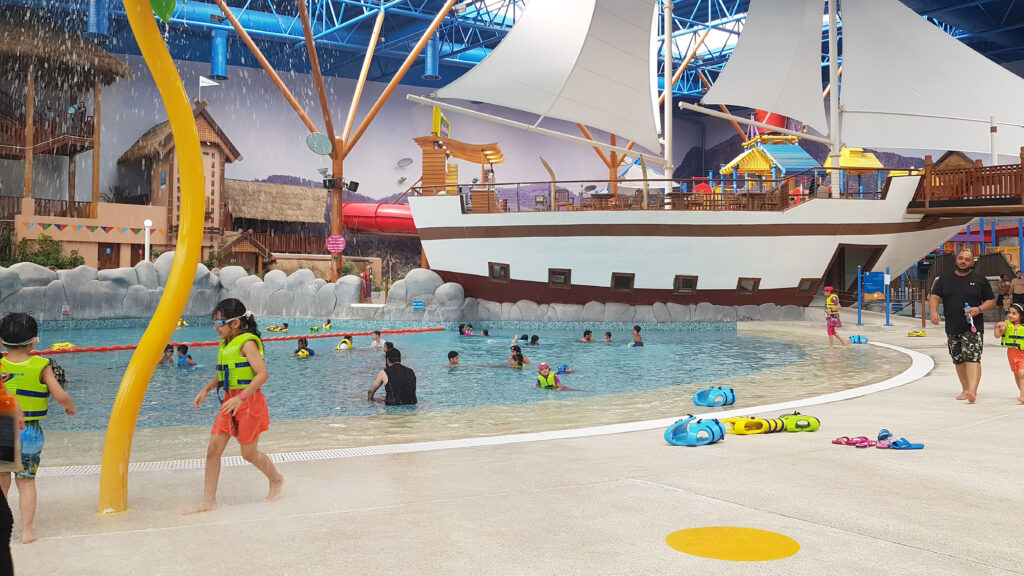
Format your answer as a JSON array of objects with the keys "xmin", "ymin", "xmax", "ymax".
[
  {"xmin": 438, "ymin": 271, "xmax": 817, "ymax": 307},
  {"xmin": 417, "ymin": 217, "xmax": 971, "ymax": 240}
]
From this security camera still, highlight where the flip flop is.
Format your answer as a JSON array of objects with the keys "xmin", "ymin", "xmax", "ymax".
[
  {"xmin": 877, "ymin": 429, "xmax": 893, "ymax": 442},
  {"xmin": 889, "ymin": 437, "xmax": 925, "ymax": 450},
  {"xmin": 833, "ymin": 436, "xmax": 868, "ymax": 446},
  {"xmin": 876, "ymin": 440, "xmax": 892, "ymax": 449},
  {"xmin": 855, "ymin": 439, "xmax": 877, "ymax": 448}
]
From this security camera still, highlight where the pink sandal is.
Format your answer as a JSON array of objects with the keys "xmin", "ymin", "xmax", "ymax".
[{"xmin": 855, "ymin": 439, "xmax": 877, "ymax": 448}]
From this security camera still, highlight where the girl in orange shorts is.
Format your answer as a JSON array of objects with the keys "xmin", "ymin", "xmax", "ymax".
[
  {"xmin": 993, "ymin": 302, "xmax": 1024, "ymax": 404},
  {"xmin": 184, "ymin": 298, "xmax": 283, "ymax": 514}
]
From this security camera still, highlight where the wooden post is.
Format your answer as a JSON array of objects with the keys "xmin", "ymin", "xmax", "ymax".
[
  {"xmin": 68, "ymin": 155, "xmax": 76, "ymax": 207},
  {"xmin": 921, "ymin": 287, "xmax": 927, "ymax": 328},
  {"xmin": 91, "ymin": 81, "xmax": 101, "ymax": 218},
  {"xmin": 923, "ymin": 155, "xmax": 932, "ymax": 209},
  {"xmin": 23, "ymin": 63, "xmax": 34, "ymax": 200},
  {"xmin": 1019, "ymin": 146, "xmax": 1024, "ymax": 206}
]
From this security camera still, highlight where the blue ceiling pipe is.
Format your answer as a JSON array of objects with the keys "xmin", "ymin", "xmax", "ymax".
[
  {"xmin": 85, "ymin": 0, "xmax": 109, "ymax": 43},
  {"xmin": 422, "ymin": 33, "xmax": 440, "ymax": 80},
  {"xmin": 210, "ymin": 28, "xmax": 228, "ymax": 80}
]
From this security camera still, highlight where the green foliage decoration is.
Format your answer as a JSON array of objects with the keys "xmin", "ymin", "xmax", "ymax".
[
  {"xmin": 150, "ymin": 0, "xmax": 177, "ymax": 23},
  {"xmin": 15, "ymin": 234, "xmax": 85, "ymax": 270}
]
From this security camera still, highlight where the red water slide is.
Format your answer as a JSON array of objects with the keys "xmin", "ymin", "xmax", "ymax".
[{"xmin": 341, "ymin": 202, "xmax": 417, "ymax": 235}]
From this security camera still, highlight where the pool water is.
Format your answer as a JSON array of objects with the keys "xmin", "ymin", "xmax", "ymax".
[{"xmin": 27, "ymin": 320, "xmax": 804, "ymax": 431}]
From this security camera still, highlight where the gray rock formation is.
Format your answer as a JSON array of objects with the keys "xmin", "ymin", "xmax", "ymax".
[{"xmin": 0, "ymin": 260, "xmax": 820, "ymax": 323}]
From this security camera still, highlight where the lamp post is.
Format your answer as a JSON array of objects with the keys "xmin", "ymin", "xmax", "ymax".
[{"xmin": 143, "ymin": 219, "xmax": 153, "ymax": 261}]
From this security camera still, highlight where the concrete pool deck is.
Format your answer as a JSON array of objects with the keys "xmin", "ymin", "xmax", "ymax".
[{"xmin": 10, "ymin": 315, "xmax": 1024, "ymax": 575}]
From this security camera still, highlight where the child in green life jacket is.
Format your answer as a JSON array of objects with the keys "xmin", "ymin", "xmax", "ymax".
[{"xmin": 0, "ymin": 312, "xmax": 77, "ymax": 543}]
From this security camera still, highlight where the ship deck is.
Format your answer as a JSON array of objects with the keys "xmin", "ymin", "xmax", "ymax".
[{"xmin": 11, "ymin": 315, "xmax": 1022, "ymax": 575}]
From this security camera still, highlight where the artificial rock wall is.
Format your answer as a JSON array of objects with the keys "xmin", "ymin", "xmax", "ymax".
[{"xmin": 0, "ymin": 253, "xmax": 806, "ymax": 323}]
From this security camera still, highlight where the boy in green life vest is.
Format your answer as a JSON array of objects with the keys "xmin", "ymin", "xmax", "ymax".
[{"xmin": 0, "ymin": 313, "xmax": 76, "ymax": 544}]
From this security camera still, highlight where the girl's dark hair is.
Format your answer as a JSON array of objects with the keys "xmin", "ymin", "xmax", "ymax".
[
  {"xmin": 520, "ymin": 334, "xmax": 528, "ymax": 341},
  {"xmin": 177, "ymin": 344, "xmax": 189, "ymax": 354},
  {"xmin": 458, "ymin": 324, "xmax": 465, "ymax": 333},
  {"xmin": 164, "ymin": 344, "xmax": 174, "ymax": 353},
  {"xmin": 1013, "ymin": 303, "xmax": 1024, "ymax": 316},
  {"xmin": 511, "ymin": 345, "xmax": 522, "ymax": 353},
  {"xmin": 298, "ymin": 338, "xmax": 308, "ymax": 347},
  {"xmin": 0, "ymin": 313, "xmax": 37, "ymax": 347},
  {"xmin": 513, "ymin": 353, "xmax": 524, "ymax": 366},
  {"xmin": 530, "ymin": 335, "xmax": 539, "ymax": 344},
  {"xmin": 384, "ymin": 341, "xmax": 395, "ymax": 351},
  {"xmin": 212, "ymin": 298, "xmax": 261, "ymax": 340}
]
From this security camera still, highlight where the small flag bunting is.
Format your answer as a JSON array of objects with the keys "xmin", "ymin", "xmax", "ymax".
[
  {"xmin": 54, "ymin": 224, "xmax": 65, "ymax": 231},
  {"xmin": 27, "ymin": 222, "xmax": 35, "ymax": 229},
  {"xmin": 76, "ymin": 225, "xmax": 84, "ymax": 231},
  {"xmin": 121, "ymin": 227, "xmax": 128, "ymax": 234},
  {"xmin": 101, "ymin": 227, "xmax": 111, "ymax": 233},
  {"xmin": 42, "ymin": 223, "xmax": 52, "ymax": 230},
  {"xmin": 89, "ymin": 226, "xmax": 99, "ymax": 232},
  {"xmin": 132, "ymin": 228, "xmax": 142, "ymax": 234}
]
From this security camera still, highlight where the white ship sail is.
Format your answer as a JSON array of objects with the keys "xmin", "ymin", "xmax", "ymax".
[
  {"xmin": 841, "ymin": 0, "xmax": 1024, "ymax": 157},
  {"xmin": 701, "ymin": 0, "xmax": 828, "ymax": 134},
  {"xmin": 436, "ymin": 0, "xmax": 662, "ymax": 153},
  {"xmin": 704, "ymin": 0, "xmax": 1024, "ymax": 157}
]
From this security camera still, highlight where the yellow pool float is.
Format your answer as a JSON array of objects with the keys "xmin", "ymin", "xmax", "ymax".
[
  {"xmin": 49, "ymin": 342, "xmax": 77, "ymax": 351},
  {"xmin": 721, "ymin": 417, "xmax": 770, "ymax": 435}
]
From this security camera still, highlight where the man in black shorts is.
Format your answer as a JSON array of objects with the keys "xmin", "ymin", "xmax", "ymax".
[{"xmin": 929, "ymin": 249, "xmax": 996, "ymax": 403}]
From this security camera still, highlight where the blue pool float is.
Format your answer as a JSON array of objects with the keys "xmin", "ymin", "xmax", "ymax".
[
  {"xmin": 664, "ymin": 416, "xmax": 725, "ymax": 446},
  {"xmin": 849, "ymin": 335, "xmax": 869, "ymax": 344},
  {"xmin": 692, "ymin": 386, "xmax": 736, "ymax": 407}
]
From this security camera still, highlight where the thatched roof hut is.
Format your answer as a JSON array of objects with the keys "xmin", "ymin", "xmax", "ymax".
[
  {"xmin": 118, "ymin": 101, "xmax": 241, "ymax": 164},
  {"xmin": 223, "ymin": 179, "xmax": 327, "ymax": 224},
  {"xmin": 0, "ymin": 14, "xmax": 132, "ymax": 89}
]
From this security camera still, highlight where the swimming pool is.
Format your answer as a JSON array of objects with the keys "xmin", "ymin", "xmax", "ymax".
[{"xmin": 31, "ymin": 319, "xmax": 804, "ymax": 431}]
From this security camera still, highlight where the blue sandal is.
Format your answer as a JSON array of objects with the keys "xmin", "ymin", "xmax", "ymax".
[
  {"xmin": 889, "ymin": 437, "xmax": 924, "ymax": 450},
  {"xmin": 664, "ymin": 416, "xmax": 726, "ymax": 446},
  {"xmin": 692, "ymin": 386, "xmax": 736, "ymax": 407}
]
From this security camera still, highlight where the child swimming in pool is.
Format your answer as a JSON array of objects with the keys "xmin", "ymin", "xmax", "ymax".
[
  {"xmin": 177, "ymin": 344, "xmax": 197, "ymax": 367},
  {"xmin": 632, "ymin": 325, "xmax": 643, "ymax": 347},
  {"xmin": 536, "ymin": 362, "xmax": 562, "ymax": 389},
  {"xmin": 994, "ymin": 302, "xmax": 1024, "ymax": 404},
  {"xmin": 293, "ymin": 337, "xmax": 315, "ymax": 358},
  {"xmin": 184, "ymin": 298, "xmax": 283, "ymax": 515},
  {"xmin": 508, "ymin": 345, "xmax": 529, "ymax": 367},
  {"xmin": 158, "ymin": 344, "xmax": 174, "ymax": 365}
]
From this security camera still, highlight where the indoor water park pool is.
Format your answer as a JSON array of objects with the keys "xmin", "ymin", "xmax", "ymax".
[{"xmin": 20, "ymin": 319, "xmax": 858, "ymax": 432}]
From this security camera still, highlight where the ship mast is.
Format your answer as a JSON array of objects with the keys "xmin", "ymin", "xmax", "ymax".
[
  {"xmin": 663, "ymin": 0, "xmax": 674, "ymax": 181},
  {"xmin": 827, "ymin": 0, "xmax": 841, "ymax": 198}
]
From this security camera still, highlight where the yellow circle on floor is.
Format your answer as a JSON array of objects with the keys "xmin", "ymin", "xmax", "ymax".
[{"xmin": 666, "ymin": 527, "xmax": 800, "ymax": 561}]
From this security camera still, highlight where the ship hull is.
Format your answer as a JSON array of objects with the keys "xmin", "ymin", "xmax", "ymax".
[{"xmin": 408, "ymin": 176, "xmax": 968, "ymax": 307}]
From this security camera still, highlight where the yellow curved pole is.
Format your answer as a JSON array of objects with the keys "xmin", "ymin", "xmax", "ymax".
[{"xmin": 98, "ymin": 0, "xmax": 205, "ymax": 514}]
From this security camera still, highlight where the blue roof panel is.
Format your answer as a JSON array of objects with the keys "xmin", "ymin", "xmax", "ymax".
[{"xmin": 759, "ymin": 143, "xmax": 820, "ymax": 175}]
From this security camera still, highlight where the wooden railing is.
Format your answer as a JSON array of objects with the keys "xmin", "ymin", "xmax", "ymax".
[
  {"xmin": 915, "ymin": 151, "xmax": 1024, "ymax": 207},
  {"xmin": 251, "ymin": 232, "xmax": 326, "ymax": 254},
  {"xmin": 33, "ymin": 199, "xmax": 91, "ymax": 218},
  {"xmin": 0, "ymin": 114, "xmax": 95, "ymax": 155},
  {"xmin": 0, "ymin": 196, "xmax": 21, "ymax": 221},
  {"xmin": 411, "ymin": 171, "xmax": 888, "ymax": 214}
]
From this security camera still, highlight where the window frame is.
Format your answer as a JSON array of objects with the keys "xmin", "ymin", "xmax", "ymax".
[
  {"xmin": 796, "ymin": 277, "xmax": 820, "ymax": 296},
  {"xmin": 736, "ymin": 277, "xmax": 761, "ymax": 296},
  {"xmin": 548, "ymin": 268, "xmax": 572, "ymax": 289},
  {"xmin": 488, "ymin": 262, "xmax": 510, "ymax": 284},
  {"xmin": 672, "ymin": 275, "xmax": 698, "ymax": 294},
  {"xmin": 610, "ymin": 272, "xmax": 636, "ymax": 293}
]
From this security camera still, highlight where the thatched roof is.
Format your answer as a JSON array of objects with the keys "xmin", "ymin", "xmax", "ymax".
[
  {"xmin": 118, "ymin": 100, "xmax": 242, "ymax": 164},
  {"xmin": 0, "ymin": 16, "xmax": 132, "ymax": 87},
  {"xmin": 223, "ymin": 179, "xmax": 327, "ymax": 224}
]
